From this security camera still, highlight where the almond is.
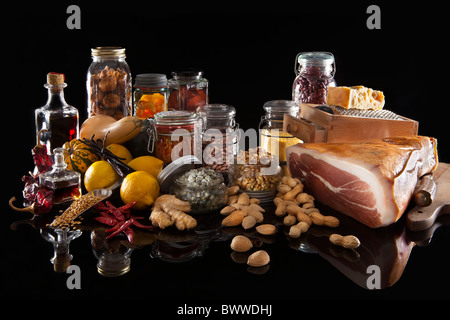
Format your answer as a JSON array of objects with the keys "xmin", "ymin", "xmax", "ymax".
[
  {"xmin": 247, "ymin": 250, "xmax": 270, "ymax": 267},
  {"xmin": 222, "ymin": 210, "xmax": 247, "ymax": 227},
  {"xmin": 241, "ymin": 215, "xmax": 256, "ymax": 230},
  {"xmin": 256, "ymin": 224, "xmax": 276, "ymax": 235},
  {"xmin": 230, "ymin": 235, "xmax": 253, "ymax": 252}
]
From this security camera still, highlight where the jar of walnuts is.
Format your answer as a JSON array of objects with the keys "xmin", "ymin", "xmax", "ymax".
[{"xmin": 87, "ymin": 47, "xmax": 132, "ymax": 120}]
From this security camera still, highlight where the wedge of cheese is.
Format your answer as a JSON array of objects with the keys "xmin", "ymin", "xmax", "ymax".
[{"xmin": 327, "ymin": 85, "xmax": 385, "ymax": 110}]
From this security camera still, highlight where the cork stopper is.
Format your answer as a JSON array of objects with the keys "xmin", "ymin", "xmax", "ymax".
[{"xmin": 47, "ymin": 72, "xmax": 65, "ymax": 85}]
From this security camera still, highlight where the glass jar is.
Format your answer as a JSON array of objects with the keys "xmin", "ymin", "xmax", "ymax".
[
  {"xmin": 87, "ymin": 47, "xmax": 132, "ymax": 120},
  {"xmin": 259, "ymin": 100, "xmax": 302, "ymax": 163},
  {"xmin": 150, "ymin": 111, "xmax": 201, "ymax": 165},
  {"xmin": 292, "ymin": 52, "xmax": 336, "ymax": 105},
  {"xmin": 133, "ymin": 73, "xmax": 168, "ymax": 119},
  {"xmin": 196, "ymin": 104, "xmax": 239, "ymax": 177},
  {"xmin": 167, "ymin": 70, "xmax": 208, "ymax": 112}
]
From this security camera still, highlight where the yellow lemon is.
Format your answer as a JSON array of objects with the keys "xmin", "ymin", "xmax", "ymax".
[
  {"xmin": 127, "ymin": 156, "xmax": 164, "ymax": 178},
  {"xmin": 120, "ymin": 171, "xmax": 160, "ymax": 210},
  {"xmin": 84, "ymin": 160, "xmax": 121, "ymax": 192},
  {"xmin": 106, "ymin": 144, "xmax": 133, "ymax": 164}
]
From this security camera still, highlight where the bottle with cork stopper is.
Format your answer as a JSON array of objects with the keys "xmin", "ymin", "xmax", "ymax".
[{"xmin": 35, "ymin": 72, "xmax": 79, "ymax": 155}]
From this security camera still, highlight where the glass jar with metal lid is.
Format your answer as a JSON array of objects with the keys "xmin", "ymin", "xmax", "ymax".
[
  {"xmin": 87, "ymin": 46, "xmax": 132, "ymax": 119},
  {"xmin": 149, "ymin": 111, "xmax": 201, "ymax": 165},
  {"xmin": 133, "ymin": 73, "xmax": 168, "ymax": 119},
  {"xmin": 196, "ymin": 104, "xmax": 239, "ymax": 178},
  {"xmin": 292, "ymin": 51, "xmax": 336, "ymax": 105},
  {"xmin": 259, "ymin": 100, "xmax": 302, "ymax": 163},
  {"xmin": 167, "ymin": 70, "xmax": 208, "ymax": 112}
]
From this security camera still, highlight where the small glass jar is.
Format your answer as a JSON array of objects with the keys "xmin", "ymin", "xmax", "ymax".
[
  {"xmin": 259, "ymin": 100, "xmax": 302, "ymax": 163},
  {"xmin": 167, "ymin": 70, "xmax": 208, "ymax": 111},
  {"xmin": 292, "ymin": 52, "xmax": 336, "ymax": 105},
  {"xmin": 196, "ymin": 104, "xmax": 239, "ymax": 177},
  {"xmin": 133, "ymin": 73, "xmax": 168, "ymax": 119},
  {"xmin": 150, "ymin": 111, "xmax": 201, "ymax": 165},
  {"xmin": 87, "ymin": 47, "xmax": 132, "ymax": 119},
  {"xmin": 171, "ymin": 167, "xmax": 227, "ymax": 214}
]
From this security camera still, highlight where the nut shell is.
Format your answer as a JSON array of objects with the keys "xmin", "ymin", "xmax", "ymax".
[{"xmin": 247, "ymin": 250, "xmax": 270, "ymax": 267}]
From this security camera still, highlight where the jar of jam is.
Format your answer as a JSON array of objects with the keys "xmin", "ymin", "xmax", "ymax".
[
  {"xmin": 133, "ymin": 73, "xmax": 168, "ymax": 119},
  {"xmin": 292, "ymin": 52, "xmax": 336, "ymax": 105},
  {"xmin": 87, "ymin": 47, "xmax": 132, "ymax": 119},
  {"xmin": 259, "ymin": 100, "xmax": 302, "ymax": 164},
  {"xmin": 196, "ymin": 104, "xmax": 239, "ymax": 178},
  {"xmin": 167, "ymin": 70, "xmax": 208, "ymax": 111},
  {"xmin": 150, "ymin": 111, "xmax": 201, "ymax": 164}
]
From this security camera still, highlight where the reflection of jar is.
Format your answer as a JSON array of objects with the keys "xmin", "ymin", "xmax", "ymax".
[
  {"xmin": 292, "ymin": 52, "xmax": 336, "ymax": 105},
  {"xmin": 133, "ymin": 73, "xmax": 168, "ymax": 119},
  {"xmin": 87, "ymin": 47, "xmax": 132, "ymax": 119},
  {"xmin": 196, "ymin": 104, "xmax": 239, "ymax": 177},
  {"xmin": 150, "ymin": 111, "xmax": 200, "ymax": 164},
  {"xmin": 167, "ymin": 70, "xmax": 208, "ymax": 111},
  {"xmin": 259, "ymin": 100, "xmax": 302, "ymax": 163}
]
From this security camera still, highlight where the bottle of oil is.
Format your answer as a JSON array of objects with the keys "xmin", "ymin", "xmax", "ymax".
[{"xmin": 35, "ymin": 73, "xmax": 79, "ymax": 155}]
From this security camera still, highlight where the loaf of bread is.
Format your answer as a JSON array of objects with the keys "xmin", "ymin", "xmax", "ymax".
[{"xmin": 327, "ymin": 85, "xmax": 385, "ymax": 110}]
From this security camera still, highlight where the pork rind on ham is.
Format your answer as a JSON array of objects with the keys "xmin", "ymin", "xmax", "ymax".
[{"xmin": 286, "ymin": 136, "xmax": 438, "ymax": 228}]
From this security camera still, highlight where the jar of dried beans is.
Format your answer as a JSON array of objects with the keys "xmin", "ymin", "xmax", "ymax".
[
  {"xmin": 87, "ymin": 47, "xmax": 132, "ymax": 120},
  {"xmin": 149, "ymin": 111, "xmax": 201, "ymax": 165},
  {"xmin": 167, "ymin": 70, "xmax": 208, "ymax": 112},
  {"xmin": 292, "ymin": 52, "xmax": 336, "ymax": 105},
  {"xmin": 196, "ymin": 104, "xmax": 239, "ymax": 180}
]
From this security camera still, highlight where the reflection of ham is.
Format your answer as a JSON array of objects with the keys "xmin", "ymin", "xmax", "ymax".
[{"xmin": 286, "ymin": 136, "xmax": 438, "ymax": 228}]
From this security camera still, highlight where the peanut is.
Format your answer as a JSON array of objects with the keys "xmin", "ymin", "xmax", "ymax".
[
  {"xmin": 288, "ymin": 221, "xmax": 310, "ymax": 238},
  {"xmin": 310, "ymin": 212, "xmax": 340, "ymax": 228},
  {"xmin": 277, "ymin": 183, "xmax": 292, "ymax": 194},
  {"xmin": 283, "ymin": 184, "xmax": 303, "ymax": 201},
  {"xmin": 247, "ymin": 250, "xmax": 270, "ymax": 267},
  {"xmin": 329, "ymin": 234, "xmax": 360, "ymax": 249},
  {"xmin": 230, "ymin": 235, "xmax": 254, "ymax": 252},
  {"xmin": 283, "ymin": 214, "xmax": 297, "ymax": 226}
]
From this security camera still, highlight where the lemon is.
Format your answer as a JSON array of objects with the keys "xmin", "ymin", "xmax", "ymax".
[
  {"xmin": 120, "ymin": 171, "xmax": 160, "ymax": 210},
  {"xmin": 106, "ymin": 144, "xmax": 133, "ymax": 164},
  {"xmin": 127, "ymin": 156, "xmax": 164, "ymax": 178},
  {"xmin": 84, "ymin": 160, "xmax": 121, "ymax": 192}
]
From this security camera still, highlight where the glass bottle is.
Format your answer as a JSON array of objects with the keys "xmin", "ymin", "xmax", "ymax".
[
  {"xmin": 39, "ymin": 147, "xmax": 81, "ymax": 204},
  {"xmin": 259, "ymin": 100, "xmax": 302, "ymax": 164},
  {"xmin": 87, "ymin": 46, "xmax": 132, "ymax": 119},
  {"xmin": 133, "ymin": 73, "xmax": 168, "ymax": 119},
  {"xmin": 167, "ymin": 70, "xmax": 208, "ymax": 111},
  {"xmin": 292, "ymin": 52, "xmax": 336, "ymax": 104},
  {"xmin": 35, "ymin": 73, "xmax": 79, "ymax": 155}
]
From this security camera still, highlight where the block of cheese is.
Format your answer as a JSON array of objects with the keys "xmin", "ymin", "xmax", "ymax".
[{"xmin": 327, "ymin": 85, "xmax": 385, "ymax": 110}]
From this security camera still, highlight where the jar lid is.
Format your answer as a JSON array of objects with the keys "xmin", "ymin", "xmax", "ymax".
[
  {"xmin": 134, "ymin": 73, "xmax": 167, "ymax": 88},
  {"xmin": 91, "ymin": 46, "xmax": 126, "ymax": 58},
  {"xmin": 157, "ymin": 155, "xmax": 202, "ymax": 194},
  {"xmin": 154, "ymin": 111, "xmax": 199, "ymax": 125},
  {"xmin": 296, "ymin": 52, "xmax": 334, "ymax": 66},
  {"xmin": 171, "ymin": 69, "xmax": 203, "ymax": 80},
  {"xmin": 196, "ymin": 104, "xmax": 236, "ymax": 118},
  {"xmin": 263, "ymin": 100, "xmax": 299, "ymax": 114}
]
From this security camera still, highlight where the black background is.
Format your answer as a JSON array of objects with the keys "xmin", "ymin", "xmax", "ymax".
[{"xmin": 2, "ymin": 1, "xmax": 449, "ymax": 306}]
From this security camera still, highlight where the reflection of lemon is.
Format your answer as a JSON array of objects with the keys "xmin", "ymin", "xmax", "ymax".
[
  {"xmin": 84, "ymin": 160, "xmax": 121, "ymax": 192},
  {"xmin": 120, "ymin": 171, "xmax": 160, "ymax": 210},
  {"xmin": 127, "ymin": 156, "xmax": 164, "ymax": 178},
  {"xmin": 106, "ymin": 144, "xmax": 133, "ymax": 164}
]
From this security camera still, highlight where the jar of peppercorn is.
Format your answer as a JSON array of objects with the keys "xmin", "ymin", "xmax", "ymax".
[
  {"xmin": 133, "ymin": 73, "xmax": 168, "ymax": 119},
  {"xmin": 149, "ymin": 111, "xmax": 201, "ymax": 165},
  {"xmin": 167, "ymin": 70, "xmax": 208, "ymax": 112},
  {"xmin": 292, "ymin": 52, "xmax": 336, "ymax": 105}
]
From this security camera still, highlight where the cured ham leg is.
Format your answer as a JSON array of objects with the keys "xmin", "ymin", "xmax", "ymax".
[{"xmin": 286, "ymin": 136, "xmax": 438, "ymax": 228}]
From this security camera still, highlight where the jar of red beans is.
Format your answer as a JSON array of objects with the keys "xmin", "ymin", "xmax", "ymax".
[
  {"xmin": 292, "ymin": 52, "xmax": 336, "ymax": 105},
  {"xmin": 167, "ymin": 70, "xmax": 208, "ymax": 112},
  {"xmin": 150, "ymin": 111, "xmax": 201, "ymax": 165}
]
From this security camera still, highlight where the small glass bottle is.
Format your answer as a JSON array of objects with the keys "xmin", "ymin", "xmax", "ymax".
[
  {"xmin": 259, "ymin": 100, "xmax": 302, "ymax": 164},
  {"xmin": 39, "ymin": 147, "xmax": 81, "ymax": 204},
  {"xmin": 35, "ymin": 73, "xmax": 79, "ymax": 155},
  {"xmin": 292, "ymin": 52, "xmax": 336, "ymax": 104},
  {"xmin": 133, "ymin": 73, "xmax": 168, "ymax": 119},
  {"xmin": 167, "ymin": 70, "xmax": 208, "ymax": 112}
]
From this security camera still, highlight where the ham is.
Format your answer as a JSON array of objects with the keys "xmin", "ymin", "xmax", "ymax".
[{"xmin": 286, "ymin": 136, "xmax": 438, "ymax": 228}]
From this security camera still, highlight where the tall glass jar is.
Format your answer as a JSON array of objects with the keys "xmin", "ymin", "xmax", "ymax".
[
  {"xmin": 167, "ymin": 70, "xmax": 208, "ymax": 112},
  {"xmin": 292, "ymin": 52, "xmax": 336, "ymax": 105},
  {"xmin": 196, "ymin": 104, "xmax": 239, "ymax": 179},
  {"xmin": 87, "ymin": 47, "xmax": 132, "ymax": 120},
  {"xmin": 150, "ymin": 111, "xmax": 201, "ymax": 165},
  {"xmin": 133, "ymin": 73, "xmax": 168, "ymax": 119},
  {"xmin": 259, "ymin": 100, "xmax": 302, "ymax": 164}
]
